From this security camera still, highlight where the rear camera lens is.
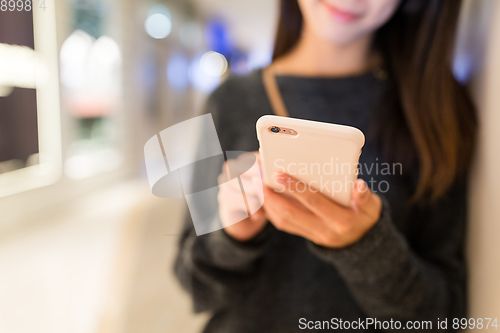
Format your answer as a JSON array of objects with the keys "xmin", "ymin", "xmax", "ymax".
[{"xmin": 271, "ymin": 127, "xmax": 280, "ymax": 133}]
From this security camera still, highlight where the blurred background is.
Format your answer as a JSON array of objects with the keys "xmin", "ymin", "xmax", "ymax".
[{"xmin": 0, "ymin": 0, "xmax": 499, "ymax": 332}]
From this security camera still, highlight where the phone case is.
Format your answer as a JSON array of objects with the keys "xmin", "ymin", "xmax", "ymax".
[{"xmin": 256, "ymin": 115, "xmax": 365, "ymax": 207}]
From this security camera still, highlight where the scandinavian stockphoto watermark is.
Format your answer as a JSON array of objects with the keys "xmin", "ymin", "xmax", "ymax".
[
  {"xmin": 144, "ymin": 114, "xmax": 402, "ymax": 236},
  {"xmin": 273, "ymin": 158, "xmax": 402, "ymax": 195}
]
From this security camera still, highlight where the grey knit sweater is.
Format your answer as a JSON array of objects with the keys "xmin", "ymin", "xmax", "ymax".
[{"xmin": 174, "ymin": 69, "xmax": 467, "ymax": 332}]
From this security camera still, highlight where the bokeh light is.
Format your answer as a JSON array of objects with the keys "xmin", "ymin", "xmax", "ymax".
[
  {"xmin": 204, "ymin": 20, "xmax": 232, "ymax": 57},
  {"xmin": 60, "ymin": 30, "xmax": 95, "ymax": 89},
  {"xmin": 60, "ymin": 30, "xmax": 94, "ymax": 67},
  {"xmin": 167, "ymin": 53, "xmax": 189, "ymax": 89},
  {"xmin": 189, "ymin": 53, "xmax": 221, "ymax": 93},
  {"xmin": 200, "ymin": 51, "xmax": 228, "ymax": 77},
  {"xmin": 145, "ymin": 5, "xmax": 172, "ymax": 40},
  {"xmin": 88, "ymin": 36, "xmax": 121, "ymax": 67}
]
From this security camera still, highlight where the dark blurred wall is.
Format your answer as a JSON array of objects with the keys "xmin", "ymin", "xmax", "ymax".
[{"xmin": 0, "ymin": 10, "xmax": 38, "ymax": 166}]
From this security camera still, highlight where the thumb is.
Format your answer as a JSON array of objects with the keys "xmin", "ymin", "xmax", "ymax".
[
  {"xmin": 352, "ymin": 179, "xmax": 370, "ymax": 207},
  {"xmin": 352, "ymin": 179, "xmax": 382, "ymax": 221},
  {"xmin": 249, "ymin": 207, "xmax": 266, "ymax": 224}
]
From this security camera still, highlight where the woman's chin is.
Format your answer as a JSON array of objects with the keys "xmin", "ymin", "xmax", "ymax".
[{"xmin": 317, "ymin": 30, "xmax": 368, "ymax": 47}]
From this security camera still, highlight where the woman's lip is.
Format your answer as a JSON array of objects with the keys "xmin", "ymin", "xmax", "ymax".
[{"xmin": 320, "ymin": 1, "xmax": 363, "ymax": 23}]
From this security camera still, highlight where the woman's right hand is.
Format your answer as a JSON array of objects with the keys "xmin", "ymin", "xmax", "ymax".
[{"xmin": 217, "ymin": 152, "xmax": 268, "ymax": 242}]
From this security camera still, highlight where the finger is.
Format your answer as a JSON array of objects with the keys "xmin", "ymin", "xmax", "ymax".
[
  {"xmin": 219, "ymin": 183, "xmax": 246, "ymax": 198},
  {"xmin": 248, "ymin": 206, "xmax": 266, "ymax": 223},
  {"xmin": 263, "ymin": 186, "xmax": 326, "ymax": 240},
  {"xmin": 351, "ymin": 179, "xmax": 382, "ymax": 221},
  {"xmin": 218, "ymin": 168, "xmax": 258, "ymax": 188},
  {"xmin": 218, "ymin": 165, "xmax": 232, "ymax": 184},
  {"xmin": 218, "ymin": 174, "xmax": 243, "ymax": 194},
  {"xmin": 351, "ymin": 179, "xmax": 370, "ymax": 206},
  {"xmin": 240, "ymin": 171, "xmax": 263, "ymax": 196},
  {"xmin": 246, "ymin": 188, "xmax": 264, "ymax": 215},
  {"xmin": 218, "ymin": 172, "xmax": 264, "ymax": 217},
  {"xmin": 252, "ymin": 150, "xmax": 261, "ymax": 163},
  {"xmin": 275, "ymin": 173, "xmax": 351, "ymax": 222},
  {"xmin": 250, "ymin": 176, "xmax": 264, "ymax": 207},
  {"xmin": 223, "ymin": 175, "xmax": 263, "ymax": 215}
]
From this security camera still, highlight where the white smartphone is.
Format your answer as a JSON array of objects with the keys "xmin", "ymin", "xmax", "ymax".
[{"xmin": 256, "ymin": 115, "xmax": 365, "ymax": 207}]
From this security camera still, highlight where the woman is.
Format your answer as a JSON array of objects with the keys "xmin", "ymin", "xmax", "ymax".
[{"xmin": 175, "ymin": 0, "xmax": 477, "ymax": 332}]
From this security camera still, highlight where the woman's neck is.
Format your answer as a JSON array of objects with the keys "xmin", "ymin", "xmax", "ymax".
[{"xmin": 272, "ymin": 26, "xmax": 376, "ymax": 77}]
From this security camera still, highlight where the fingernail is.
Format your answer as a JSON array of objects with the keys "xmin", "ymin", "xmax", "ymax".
[{"xmin": 275, "ymin": 175, "xmax": 286, "ymax": 184}]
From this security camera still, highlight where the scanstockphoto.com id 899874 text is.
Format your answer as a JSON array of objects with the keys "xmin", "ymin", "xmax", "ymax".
[
  {"xmin": 298, "ymin": 317, "xmax": 500, "ymax": 330},
  {"xmin": 0, "ymin": 0, "xmax": 46, "ymax": 12}
]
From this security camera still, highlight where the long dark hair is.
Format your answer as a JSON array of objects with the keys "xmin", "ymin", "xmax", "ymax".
[{"xmin": 273, "ymin": 0, "xmax": 477, "ymax": 203}]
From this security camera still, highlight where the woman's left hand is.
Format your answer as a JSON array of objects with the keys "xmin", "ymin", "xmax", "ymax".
[{"xmin": 263, "ymin": 174, "xmax": 382, "ymax": 248}]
